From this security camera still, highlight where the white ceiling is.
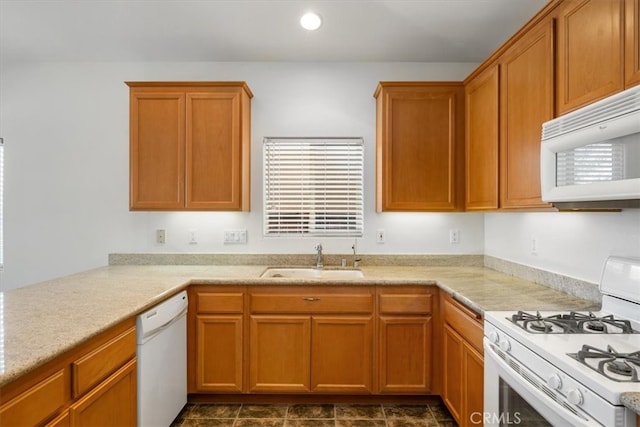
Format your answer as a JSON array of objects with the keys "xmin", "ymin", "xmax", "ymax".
[{"xmin": 0, "ymin": 0, "xmax": 549, "ymax": 63}]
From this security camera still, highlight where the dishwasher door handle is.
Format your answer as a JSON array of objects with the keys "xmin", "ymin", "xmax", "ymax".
[{"xmin": 139, "ymin": 305, "xmax": 187, "ymax": 343}]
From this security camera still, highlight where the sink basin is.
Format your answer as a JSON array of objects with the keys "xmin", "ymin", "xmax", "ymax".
[{"xmin": 260, "ymin": 267, "xmax": 364, "ymax": 279}]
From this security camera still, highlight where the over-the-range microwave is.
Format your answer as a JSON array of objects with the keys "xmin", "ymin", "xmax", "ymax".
[{"xmin": 540, "ymin": 85, "xmax": 640, "ymax": 209}]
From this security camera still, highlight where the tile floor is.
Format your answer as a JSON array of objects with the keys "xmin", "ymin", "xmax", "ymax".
[{"xmin": 171, "ymin": 403, "xmax": 458, "ymax": 426}]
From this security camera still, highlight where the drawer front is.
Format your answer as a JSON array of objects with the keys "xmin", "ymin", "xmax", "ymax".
[
  {"xmin": 443, "ymin": 297, "xmax": 483, "ymax": 353},
  {"xmin": 250, "ymin": 293, "xmax": 373, "ymax": 314},
  {"xmin": 0, "ymin": 369, "xmax": 67, "ymax": 426},
  {"xmin": 197, "ymin": 292, "xmax": 244, "ymax": 314},
  {"xmin": 72, "ymin": 327, "xmax": 136, "ymax": 398},
  {"xmin": 379, "ymin": 294, "xmax": 433, "ymax": 314}
]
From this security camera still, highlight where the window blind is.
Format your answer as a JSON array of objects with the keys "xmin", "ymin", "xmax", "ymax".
[
  {"xmin": 0, "ymin": 138, "xmax": 4, "ymax": 271},
  {"xmin": 263, "ymin": 137, "xmax": 364, "ymax": 237}
]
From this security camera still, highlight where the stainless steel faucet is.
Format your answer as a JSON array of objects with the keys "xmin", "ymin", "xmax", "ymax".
[{"xmin": 314, "ymin": 244, "xmax": 324, "ymax": 268}]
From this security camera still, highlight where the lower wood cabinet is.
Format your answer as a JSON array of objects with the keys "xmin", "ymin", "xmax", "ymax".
[
  {"xmin": 0, "ymin": 319, "xmax": 137, "ymax": 426},
  {"xmin": 188, "ymin": 287, "xmax": 245, "ymax": 393},
  {"xmin": 248, "ymin": 286, "xmax": 374, "ymax": 394},
  {"xmin": 441, "ymin": 293, "xmax": 484, "ymax": 427},
  {"xmin": 377, "ymin": 286, "xmax": 436, "ymax": 393}
]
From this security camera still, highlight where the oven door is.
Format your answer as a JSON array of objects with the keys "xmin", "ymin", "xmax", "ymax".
[{"xmin": 484, "ymin": 339, "xmax": 600, "ymax": 427}]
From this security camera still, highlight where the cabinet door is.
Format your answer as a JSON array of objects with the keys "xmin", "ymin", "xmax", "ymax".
[
  {"xmin": 375, "ymin": 83, "xmax": 464, "ymax": 211},
  {"xmin": 464, "ymin": 344, "xmax": 484, "ymax": 427},
  {"xmin": 557, "ymin": 0, "xmax": 624, "ymax": 113},
  {"xmin": 186, "ymin": 91, "xmax": 244, "ymax": 210},
  {"xmin": 378, "ymin": 316, "xmax": 432, "ymax": 393},
  {"xmin": 499, "ymin": 19, "xmax": 554, "ymax": 209},
  {"xmin": 626, "ymin": 0, "xmax": 640, "ymax": 87},
  {"xmin": 69, "ymin": 359, "xmax": 136, "ymax": 427},
  {"xmin": 465, "ymin": 65, "xmax": 500, "ymax": 210},
  {"xmin": 442, "ymin": 324, "xmax": 464, "ymax": 424},
  {"xmin": 311, "ymin": 316, "xmax": 373, "ymax": 393},
  {"xmin": 196, "ymin": 315, "xmax": 243, "ymax": 392},
  {"xmin": 0, "ymin": 369, "xmax": 67, "ymax": 426},
  {"xmin": 129, "ymin": 91, "xmax": 185, "ymax": 210},
  {"xmin": 249, "ymin": 316, "xmax": 311, "ymax": 392}
]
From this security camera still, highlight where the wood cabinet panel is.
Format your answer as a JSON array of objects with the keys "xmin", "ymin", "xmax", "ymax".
[
  {"xmin": 626, "ymin": 0, "xmax": 640, "ymax": 87},
  {"xmin": 464, "ymin": 344, "xmax": 484, "ymax": 426},
  {"xmin": 499, "ymin": 19, "xmax": 554, "ymax": 209},
  {"xmin": 196, "ymin": 315, "xmax": 243, "ymax": 392},
  {"xmin": 69, "ymin": 359, "xmax": 137, "ymax": 427},
  {"xmin": 378, "ymin": 316, "xmax": 432, "ymax": 393},
  {"xmin": 442, "ymin": 324, "xmax": 464, "ymax": 422},
  {"xmin": 128, "ymin": 82, "xmax": 252, "ymax": 211},
  {"xmin": 197, "ymin": 292, "xmax": 244, "ymax": 314},
  {"xmin": 72, "ymin": 327, "xmax": 136, "ymax": 398},
  {"xmin": 556, "ymin": 0, "xmax": 624, "ymax": 113},
  {"xmin": 378, "ymin": 294, "xmax": 433, "ymax": 315},
  {"xmin": 250, "ymin": 291, "xmax": 373, "ymax": 314},
  {"xmin": 249, "ymin": 316, "xmax": 311, "ymax": 392},
  {"xmin": 375, "ymin": 83, "xmax": 465, "ymax": 211},
  {"xmin": 129, "ymin": 91, "xmax": 185, "ymax": 209},
  {"xmin": 443, "ymin": 298, "xmax": 483, "ymax": 353},
  {"xmin": 465, "ymin": 64, "xmax": 499, "ymax": 210},
  {"xmin": 0, "ymin": 369, "xmax": 67, "ymax": 426},
  {"xmin": 311, "ymin": 316, "xmax": 373, "ymax": 393}
]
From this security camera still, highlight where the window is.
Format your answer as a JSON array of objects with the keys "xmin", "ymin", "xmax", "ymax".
[{"xmin": 263, "ymin": 137, "xmax": 364, "ymax": 237}]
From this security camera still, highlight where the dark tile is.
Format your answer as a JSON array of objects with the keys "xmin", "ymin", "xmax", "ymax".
[
  {"xmin": 285, "ymin": 420, "xmax": 336, "ymax": 427},
  {"xmin": 386, "ymin": 419, "xmax": 430, "ymax": 427},
  {"xmin": 383, "ymin": 405, "xmax": 431, "ymax": 419},
  {"xmin": 287, "ymin": 404, "xmax": 335, "ymax": 419},
  {"xmin": 336, "ymin": 420, "xmax": 386, "ymax": 427},
  {"xmin": 436, "ymin": 421, "xmax": 458, "ymax": 427},
  {"xmin": 179, "ymin": 419, "xmax": 236, "ymax": 427},
  {"xmin": 234, "ymin": 419, "xmax": 285, "ymax": 427},
  {"xmin": 239, "ymin": 404, "xmax": 288, "ymax": 418},
  {"xmin": 187, "ymin": 403, "xmax": 241, "ymax": 419},
  {"xmin": 335, "ymin": 404, "xmax": 384, "ymax": 419},
  {"xmin": 427, "ymin": 404, "xmax": 454, "ymax": 421}
]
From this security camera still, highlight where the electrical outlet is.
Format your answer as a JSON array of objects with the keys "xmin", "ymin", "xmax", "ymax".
[
  {"xmin": 189, "ymin": 229, "xmax": 198, "ymax": 245},
  {"xmin": 224, "ymin": 229, "xmax": 248, "ymax": 244},
  {"xmin": 449, "ymin": 229, "xmax": 460, "ymax": 244},
  {"xmin": 156, "ymin": 229, "xmax": 166, "ymax": 244},
  {"xmin": 376, "ymin": 229, "xmax": 386, "ymax": 243},
  {"xmin": 531, "ymin": 235, "xmax": 538, "ymax": 255}
]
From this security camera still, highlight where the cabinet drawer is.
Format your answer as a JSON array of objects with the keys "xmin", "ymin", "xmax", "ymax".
[
  {"xmin": 250, "ymin": 293, "xmax": 373, "ymax": 314},
  {"xmin": 0, "ymin": 369, "xmax": 67, "ymax": 426},
  {"xmin": 443, "ymin": 297, "xmax": 483, "ymax": 353},
  {"xmin": 379, "ymin": 294, "xmax": 433, "ymax": 314},
  {"xmin": 72, "ymin": 327, "xmax": 136, "ymax": 398},
  {"xmin": 197, "ymin": 292, "xmax": 244, "ymax": 314}
]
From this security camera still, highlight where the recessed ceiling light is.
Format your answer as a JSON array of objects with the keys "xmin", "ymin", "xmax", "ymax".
[{"xmin": 300, "ymin": 12, "xmax": 322, "ymax": 31}]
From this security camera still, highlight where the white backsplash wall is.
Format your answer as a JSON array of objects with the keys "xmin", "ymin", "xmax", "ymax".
[
  {"xmin": 1, "ymin": 61, "xmax": 483, "ymax": 290},
  {"xmin": 485, "ymin": 211, "xmax": 640, "ymax": 284}
]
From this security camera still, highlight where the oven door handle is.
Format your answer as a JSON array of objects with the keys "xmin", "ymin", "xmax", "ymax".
[{"xmin": 485, "ymin": 343, "xmax": 599, "ymax": 427}]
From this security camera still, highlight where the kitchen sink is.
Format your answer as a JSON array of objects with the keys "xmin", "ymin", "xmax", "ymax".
[{"xmin": 260, "ymin": 267, "xmax": 364, "ymax": 279}]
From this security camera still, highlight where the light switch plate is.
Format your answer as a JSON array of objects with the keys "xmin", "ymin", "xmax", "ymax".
[{"xmin": 224, "ymin": 229, "xmax": 247, "ymax": 244}]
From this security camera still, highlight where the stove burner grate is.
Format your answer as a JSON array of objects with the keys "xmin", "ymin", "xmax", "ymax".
[
  {"xmin": 509, "ymin": 311, "xmax": 637, "ymax": 334},
  {"xmin": 568, "ymin": 344, "xmax": 640, "ymax": 382}
]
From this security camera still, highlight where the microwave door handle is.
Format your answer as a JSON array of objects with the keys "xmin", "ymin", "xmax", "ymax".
[{"xmin": 485, "ymin": 346, "xmax": 598, "ymax": 427}]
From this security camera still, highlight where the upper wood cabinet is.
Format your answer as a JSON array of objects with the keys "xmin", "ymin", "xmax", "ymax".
[
  {"xmin": 374, "ymin": 82, "xmax": 465, "ymax": 212},
  {"xmin": 626, "ymin": 0, "xmax": 640, "ymax": 87},
  {"xmin": 464, "ymin": 65, "xmax": 499, "ymax": 210},
  {"xmin": 499, "ymin": 18, "xmax": 554, "ymax": 209},
  {"xmin": 127, "ymin": 82, "xmax": 252, "ymax": 211},
  {"xmin": 556, "ymin": 0, "xmax": 625, "ymax": 114}
]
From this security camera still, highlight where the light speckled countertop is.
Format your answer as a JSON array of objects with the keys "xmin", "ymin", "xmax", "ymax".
[{"xmin": 0, "ymin": 264, "xmax": 599, "ymax": 390}]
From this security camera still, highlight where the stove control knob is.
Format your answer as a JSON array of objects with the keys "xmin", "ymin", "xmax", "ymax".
[
  {"xmin": 567, "ymin": 389, "xmax": 583, "ymax": 406},
  {"xmin": 488, "ymin": 331, "xmax": 500, "ymax": 344},
  {"xmin": 547, "ymin": 374, "xmax": 562, "ymax": 390},
  {"xmin": 499, "ymin": 339, "xmax": 511, "ymax": 352}
]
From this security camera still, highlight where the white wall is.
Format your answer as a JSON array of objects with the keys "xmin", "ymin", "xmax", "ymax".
[
  {"xmin": 0, "ymin": 61, "xmax": 484, "ymax": 290},
  {"xmin": 485, "ymin": 211, "xmax": 640, "ymax": 284}
]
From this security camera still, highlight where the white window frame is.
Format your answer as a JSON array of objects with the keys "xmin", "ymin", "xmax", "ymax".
[{"xmin": 263, "ymin": 137, "xmax": 364, "ymax": 237}]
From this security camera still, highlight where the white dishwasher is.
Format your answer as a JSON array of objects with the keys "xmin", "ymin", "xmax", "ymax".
[{"xmin": 137, "ymin": 290, "xmax": 188, "ymax": 427}]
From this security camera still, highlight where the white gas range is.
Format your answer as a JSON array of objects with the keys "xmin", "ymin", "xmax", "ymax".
[{"xmin": 483, "ymin": 256, "xmax": 640, "ymax": 427}]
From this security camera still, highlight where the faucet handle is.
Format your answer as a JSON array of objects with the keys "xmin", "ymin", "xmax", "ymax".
[{"xmin": 315, "ymin": 243, "xmax": 323, "ymax": 252}]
